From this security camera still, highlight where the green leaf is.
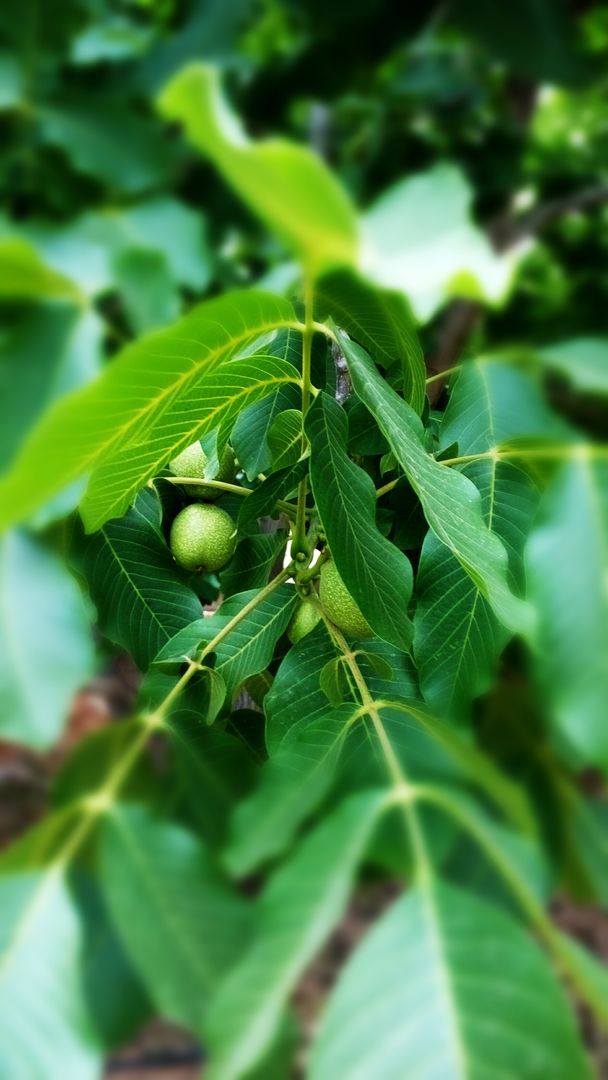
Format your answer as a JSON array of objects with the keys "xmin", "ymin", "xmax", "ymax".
[
  {"xmin": 152, "ymin": 584, "xmax": 297, "ymax": 704},
  {"xmin": 0, "ymin": 289, "xmax": 297, "ymax": 532},
  {"xmin": 81, "ymin": 488, "xmax": 202, "ymax": 672},
  {"xmin": 71, "ymin": 873, "xmax": 151, "ymax": 1048},
  {"xmin": 0, "ymin": 237, "xmax": 81, "ymax": 300},
  {"xmin": 113, "ymin": 247, "xmax": 179, "ymax": 334},
  {"xmin": 231, "ymin": 327, "xmax": 303, "ymax": 480},
  {"xmin": 41, "ymin": 98, "xmax": 177, "ymax": 194},
  {"xmin": 265, "ymin": 622, "xmax": 419, "ymax": 753},
  {"xmin": 201, "ymin": 668, "xmax": 227, "ymax": 725},
  {"xmin": 319, "ymin": 657, "xmax": 350, "ymax": 707},
  {"xmin": 267, "ymin": 409, "xmax": 303, "ymax": 469},
  {"xmin": 225, "ymin": 708, "xmax": 353, "ymax": 877},
  {"xmin": 0, "ymin": 870, "xmax": 102, "ymax": 1080},
  {"xmin": 306, "ymin": 392, "xmax": 414, "ymax": 649},
  {"xmin": 265, "ymin": 621, "xmax": 342, "ymax": 751},
  {"xmin": 232, "ymin": 385, "xmax": 301, "ymax": 480},
  {"xmin": 220, "ymin": 532, "xmax": 287, "ymax": 598},
  {"xmin": 137, "ymin": 0, "xmax": 255, "ymax": 91},
  {"xmin": 0, "ymin": 52, "xmax": 22, "ymax": 109},
  {"xmin": 347, "ymin": 400, "xmax": 389, "ymax": 456},
  {"xmin": 0, "ymin": 304, "xmax": 102, "ymax": 474},
  {"xmin": 415, "ymin": 533, "xmax": 509, "ymax": 723},
  {"xmin": 158, "ymin": 64, "xmax": 358, "ymax": 277},
  {"xmin": 310, "ymin": 880, "xmax": 591, "ymax": 1080},
  {"xmin": 101, "ymin": 804, "xmax": 251, "ymax": 1032},
  {"xmin": 11, "ymin": 197, "xmax": 211, "ymax": 301},
  {"xmin": 415, "ymin": 464, "xmax": 537, "ymax": 722},
  {"xmin": 113, "ymin": 196, "xmax": 212, "ymax": 292},
  {"xmin": 361, "ymin": 165, "xmax": 519, "ymax": 321},
  {"xmin": 439, "ymin": 358, "xmax": 567, "ymax": 455},
  {"xmin": 237, "ymin": 460, "xmax": 307, "ymax": 528},
  {"xmin": 414, "ymin": 360, "xmax": 554, "ymax": 720},
  {"xmin": 51, "ymin": 721, "xmax": 148, "ymax": 809},
  {"xmin": 415, "ymin": 782, "xmax": 608, "ymax": 1024},
  {"xmin": 164, "ymin": 715, "xmax": 255, "ymax": 850},
  {"xmin": 205, "ymin": 791, "xmax": 386, "ymax": 1080},
  {"xmin": 0, "ymin": 531, "xmax": 94, "ymax": 748},
  {"xmin": 340, "ymin": 335, "xmax": 534, "ymax": 636},
  {"xmin": 316, "ymin": 268, "xmax": 426, "ymax": 413},
  {"xmin": 553, "ymin": 932, "xmax": 608, "ymax": 1026},
  {"xmin": 535, "ymin": 338, "xmax": 608, "ymax": 396},
  {"xmin": 82, "ymin": 353, "xmax": 301, "ymax": 531},
  {"xmin": 526, "ymin": 457, "xmax": 608, "ymax": 769},
  {"xmin": 569, "ymin": 796, "xmax": 608, "ymax": 907},
  {"xmin": 361, "ymin": 650, "xmax": 394, "ymax": 682}
]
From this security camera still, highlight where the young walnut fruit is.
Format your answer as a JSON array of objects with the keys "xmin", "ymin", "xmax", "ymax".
[
  {"xmin": 170, "ymin": 504, "xmax": 237, "ymax": 572},
  {"xmin": 319, "ymin": 559, "xmax": 373, "ymax": 639},
  {"xmin": 169, "ymin": 442, "xmax": 236, "ymax": 499}
]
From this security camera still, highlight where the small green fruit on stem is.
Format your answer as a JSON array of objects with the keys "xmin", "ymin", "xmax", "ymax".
[
  {"xmin": 287, "ymin": 600, "xmax": 322, "ymax": 644},
  {"xmin": 170, "ymin": 504, "xmax": 237, "ymax": 572},
  {"xmin": 169, "ymin": 441, "xmax": 236, "ymax": 499},
  {"xmin": 319, "ymin": 559, "xmax": 373, "ymax": 639}
]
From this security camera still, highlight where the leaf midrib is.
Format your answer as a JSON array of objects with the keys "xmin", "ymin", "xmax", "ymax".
[{"xmin": 110, "ymin": 815, "xmax": 216, "ymax": 990}]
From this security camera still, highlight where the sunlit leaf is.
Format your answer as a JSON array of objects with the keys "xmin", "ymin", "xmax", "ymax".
[
  {"xmin": 267, "ymin": 409, "xmax": 303, "ymax": 470},
  {"xmin": 158, "ymin": 64, "xmax": 358, "ymax": 277},
  {"xmin": 82, "ymin": 353, "xmax": 301, "ymax": 531},
  {"xmin": 361, "ymin": 165, "xmax": 520, "ymax": 320},
  {"xmin": 0, "ymin": 290, "xmax": 298, "ymax": 532},
  {"xmin": 0, "ymin": 237, "xmax": 81, "ymax": 300},
  {"xmin": 231, "ymin": 328, "xmax": 304, "ymax": 480}
]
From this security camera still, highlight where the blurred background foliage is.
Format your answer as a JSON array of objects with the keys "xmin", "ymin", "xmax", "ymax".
[{"xmin": 0, "ymin": 1, "xmax": 607, "ymax": 1074}]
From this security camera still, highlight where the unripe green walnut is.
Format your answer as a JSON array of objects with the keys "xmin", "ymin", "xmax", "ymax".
[
  {"xmin": 319, "ymin": 560, "xmax": 373, "ymax": 639},
  {"xmin": 170, "ymin": 504, "xmax": 237, "ymax": 572},
  {"xmin": 287, "ymin": 601, "xmax": 321, "ymax": 644},
  {"xmin": 169, "ymin": 441, "xmax": 236, "ymax": 499}
]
